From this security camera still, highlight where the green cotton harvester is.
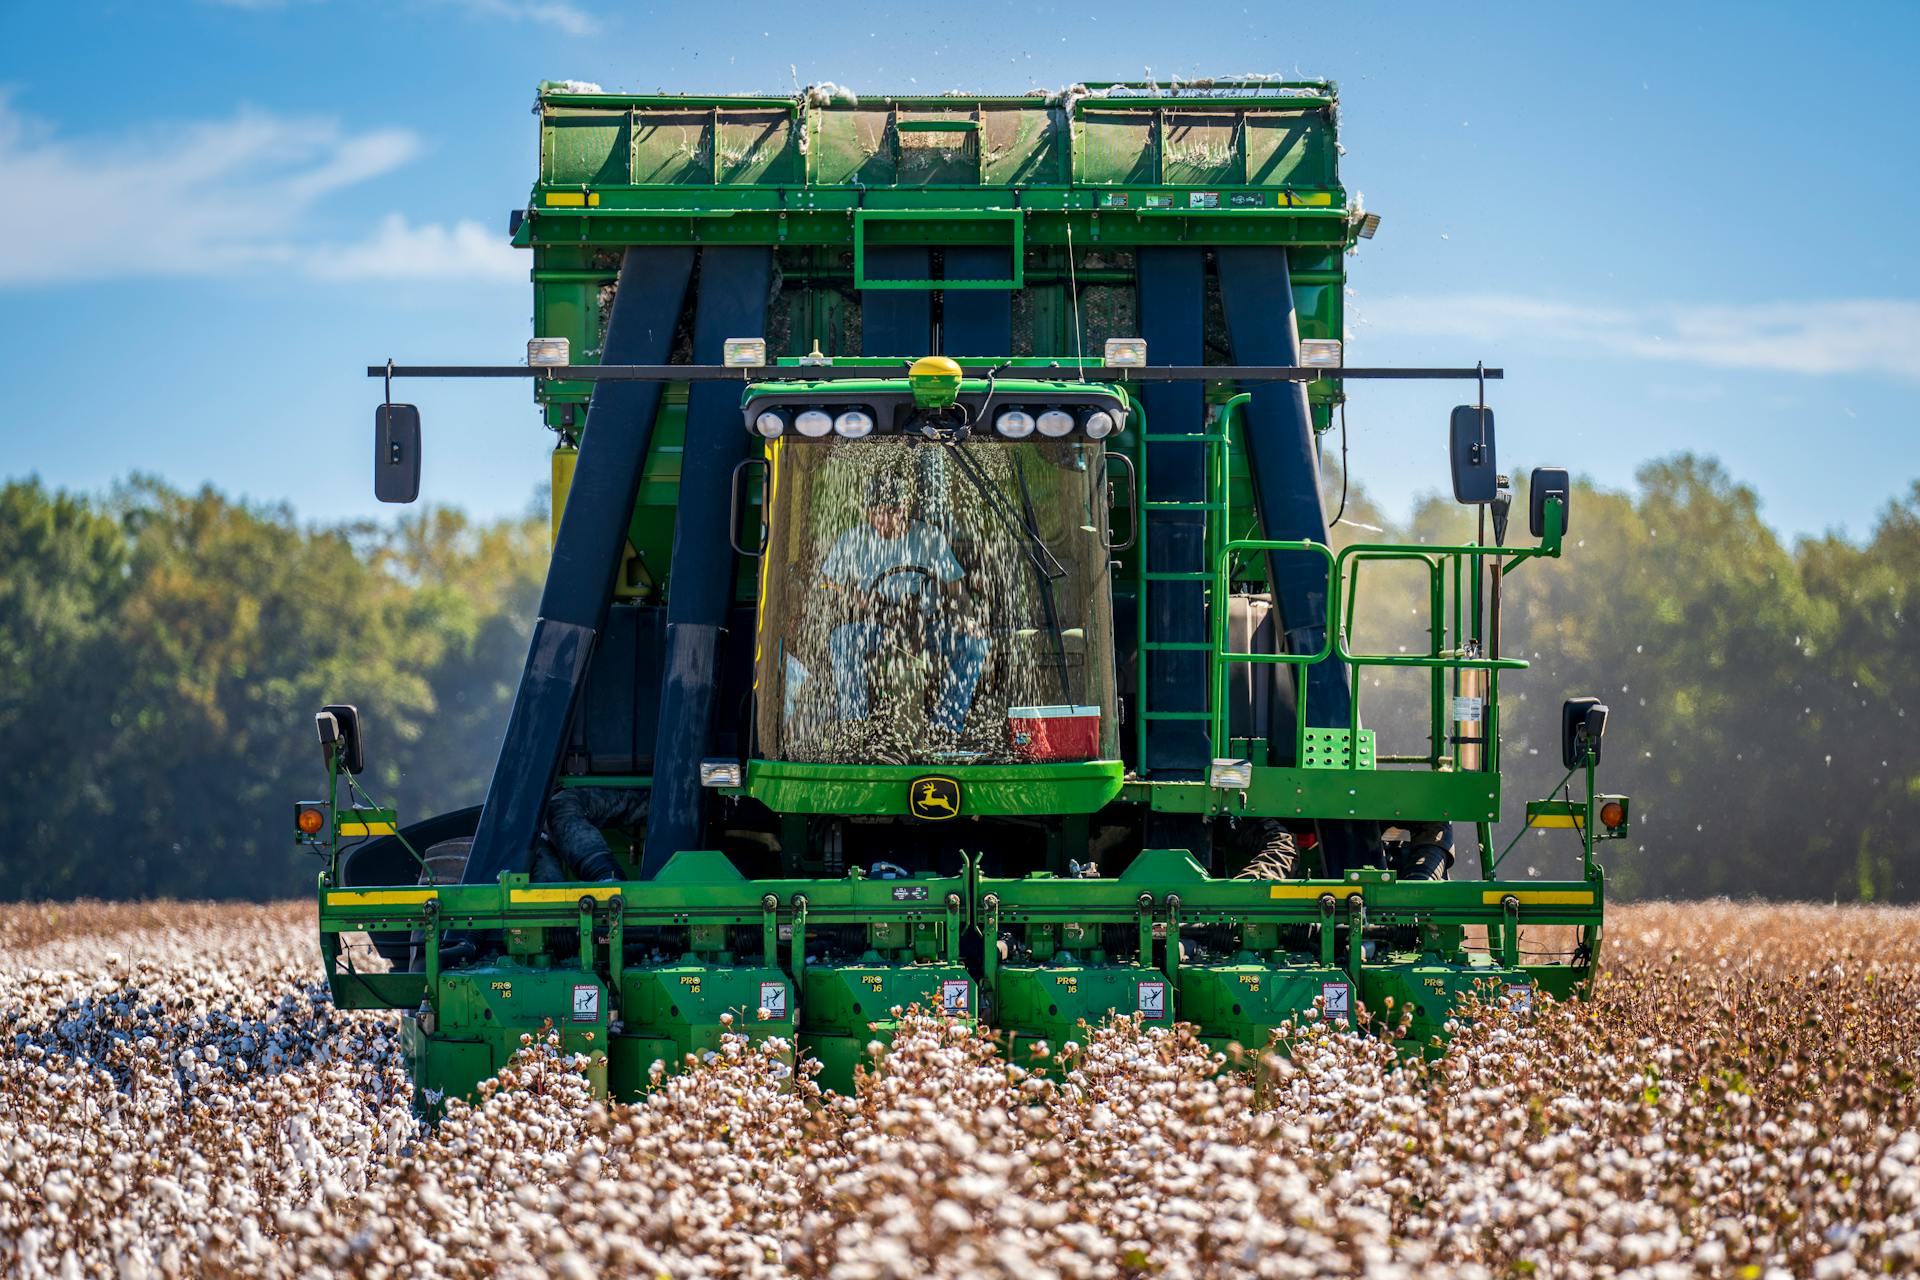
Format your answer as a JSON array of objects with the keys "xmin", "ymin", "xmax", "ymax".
[{"xmin": 302, "ymin": 78, "xmax": 1629, "ymax": 1106}]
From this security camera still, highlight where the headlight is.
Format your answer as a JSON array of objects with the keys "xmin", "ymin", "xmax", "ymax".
[
  {"xmin": 795, "ymin": 409, "xmax": 833, "ymax": 438},
  {"xmin": 1037, "ymin": 409, "xmax": 1075, "ymax": 438},
  {"xmin": 833, "ymin": 409, "xmax": 874, "ymax": 439},
  {"xmin": 754, "ymin": 411, "xmax": 786, "ymax": 438},
  {"xmin": 1298, "ymin": 339, "xmax": 1343, "ymax": 368},
  {"xmin": 995, "ymin": 409, "xmax": 1035, "ymax": 439},
  {"xmin": 1083, "ymin": 410, "xmax": 1118, "ymax": 439}
]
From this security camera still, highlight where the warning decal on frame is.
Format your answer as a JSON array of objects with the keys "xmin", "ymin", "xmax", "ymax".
[
  {"xmin": 941, "ymin": 979, "xmax": 971, "ymax": 1016},
  {"xmin": 1506, "ymin": 984, "xmax": 1534, "ymax": 1013},
  {"xmin": 1321, "ymin": 982, "xmax": 1350, "ymax": 1022},
  {"xmin": 1453, "ymin": 696, "xmax": 1485, "ymax": 723},
  {"xmin": 759, "ymin": 982, "xmax": 788, "ymax": 1020},
  {"xmin": 571, "ymin": 984, "xmax": 600, "ymax": 1023},
  {"xmin": 1137, "ymin": 981, "xmax": 1167, "ymax": 1019}
]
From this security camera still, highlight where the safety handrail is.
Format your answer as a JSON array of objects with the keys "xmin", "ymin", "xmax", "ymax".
[
  {"xmin": 1207, "ymin": 525, "xmax": 1563, "ymax": 777},
  {"xmin": 1208, "ymin": 537, "xmax": 1336, "ymax": 760}
]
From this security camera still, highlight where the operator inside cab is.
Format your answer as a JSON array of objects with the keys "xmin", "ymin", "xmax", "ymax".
[{"xmin": 820, "ymin": 473, "xmax": 989, "ymax": 737}]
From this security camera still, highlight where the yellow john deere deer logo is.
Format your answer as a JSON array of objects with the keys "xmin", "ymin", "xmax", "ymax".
[{"xmin": 909, "ymin": 776, "xmax": 961, "ymax": 821}]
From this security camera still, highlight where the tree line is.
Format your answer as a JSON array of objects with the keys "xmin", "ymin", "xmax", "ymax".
[{"xmin": 0, "ymin": 458, "xmax": 1913, "ymax": 902}]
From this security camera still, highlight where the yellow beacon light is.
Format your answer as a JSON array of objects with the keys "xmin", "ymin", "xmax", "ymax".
[{"xmin": 909, "ymin": 355, "xmax": 963, "ymax": 408}]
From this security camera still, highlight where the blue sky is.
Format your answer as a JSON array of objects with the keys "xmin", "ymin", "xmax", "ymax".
[{"xmin": 1, "ymin": 0, "xmax": 1914, "ymax": 540}]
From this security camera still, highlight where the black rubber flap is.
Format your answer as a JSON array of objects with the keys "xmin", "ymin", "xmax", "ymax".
[
  {"xmin": 463, "ymin": 247, "xmax": 694, "ymax": 886},
  {"xmin": 941, "ymin": 247, "xmax": 1013, "ymax": 356},
  {"xmin": 643, "ymin": 246, "xmax": 775, "ymax": 875},
  {"xmin": 861, "ymin": 247, "xmax": 933, "ymax": 357},
  {"xmin": 1215, "ymin": 245, "xmax": 1378, "ymax": 875},
  {"xmin": 1136, "ymin": 247, "xmax": 1211, "ymax": 777}
]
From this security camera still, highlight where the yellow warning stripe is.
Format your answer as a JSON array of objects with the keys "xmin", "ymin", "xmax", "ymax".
[
  {"xmin": 337, "ymin": 822, "xmax": 397, "ymax": 837},
  {"xmin": 509, "ymin": 886, "xmax": 624, "ymax": 904},
  {"xmin": 1268, "ymin": 885, "xmax": 1359, "ymax": 900},
  {"xmin": 1483, "ymin": 890, "xmax": 1595, "ymax": 906},
  {"xmin": 543, "ymin": 191, "xmax": 601, "ymax": 207},
  {"xmin": 328, "ymin": 889, "xmax": 437, "ymax": 906},
  {"xmin": 1530, "ymin": 814, "xmax": 1585, "ymax": 829}
]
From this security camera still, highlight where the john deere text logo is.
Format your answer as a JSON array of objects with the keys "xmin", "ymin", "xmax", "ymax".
[{"xmin": 909, "ymin": 776, "xmax": 961, "ymax": 821}]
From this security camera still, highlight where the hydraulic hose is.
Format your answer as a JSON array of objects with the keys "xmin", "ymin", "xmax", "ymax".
[{"xmin": 545, "ymin": 787, "xmax": 649, "ymax": 881}]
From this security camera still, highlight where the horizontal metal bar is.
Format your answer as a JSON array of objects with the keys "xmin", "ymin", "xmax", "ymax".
[{"xmin": 370, "ymin": 363, "xmax": 1504, "ymax": 384}]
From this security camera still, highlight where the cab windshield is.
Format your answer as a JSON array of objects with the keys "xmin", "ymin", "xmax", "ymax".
[{"xmin": 753, "ymin": 437, "xmax": 1118, "ymax": 765}]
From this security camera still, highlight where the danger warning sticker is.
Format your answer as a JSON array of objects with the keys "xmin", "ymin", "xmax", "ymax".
[
  {"xmin": 941, "ymin": 979, "xmax": 971, "ymax": 1016},
  {"xmin": 1137, "ymin": 980, "xmax": 1167, "ymax": 1018},
  {"xmin": 1321, "ymin": 982, "xmax": 1350, "ymax": 1022},
  {"xmin": 571, "ymin": 983, "xmax": 600, "ymax": 1023},
  {"xmin": 759, "ymin": 982, "xmax": 788, "ymax": 1020},
  {"xmin": 1505, "ymin": 984, "xmax": 1534, "ymax": 1014}
]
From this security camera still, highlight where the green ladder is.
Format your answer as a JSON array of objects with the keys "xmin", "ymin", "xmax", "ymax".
[{"xmin": 1132, "ymin": 413, "xmax": 1233, "ymax": 773}]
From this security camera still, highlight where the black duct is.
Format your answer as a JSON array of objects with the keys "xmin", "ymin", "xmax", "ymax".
[
  {"xmin": 461, "ymin": 247, "xmax": 694, "ymax": 888},
  {"xmin": 1215, "ymin": 245, "xmax": 1379, "ymax": 875},
  {"xmin": 640, "ymin": 246, "xmax": 775, "ymax": 876}
]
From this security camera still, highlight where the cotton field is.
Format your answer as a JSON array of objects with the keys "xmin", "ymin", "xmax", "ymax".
[{"xmin": 1, "ymin": 901, "xmax": 1916, "ymax": 1279}]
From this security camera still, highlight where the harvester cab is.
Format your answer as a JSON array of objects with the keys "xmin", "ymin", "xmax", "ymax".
[{"xmin": 308, "ymin": 78, "xmax": 1627, "ymax": 1109}]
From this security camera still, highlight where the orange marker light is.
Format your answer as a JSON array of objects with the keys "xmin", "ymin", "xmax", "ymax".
[
  {"xmin": 1599, "ymin": 800, "xmax": 1626, "ymax": 830},
  {"xmin": 296, "ymin": 807, "xmax": 326, "ymax": 836}
]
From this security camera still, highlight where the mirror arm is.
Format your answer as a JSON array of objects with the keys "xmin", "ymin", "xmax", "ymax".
[{"xmin": 1538, "ymin": 495, "xmax": 1566, "ymax": 556}]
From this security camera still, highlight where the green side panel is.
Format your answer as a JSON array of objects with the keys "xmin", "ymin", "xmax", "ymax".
[
  {"xmin": 1076, "ymin": 107, "xmax": 1157, "ymax": 184},
  {"xmin": 1245, "ymin": 111, "xmax": 1339, "ymax": 186},
  {"xmin": 328, "ymin": 970, "xmax": 427, "ymax": 1010},
  {"xmin": 1359, "ymin": 957, "xmax": 1529, "ymax": 1054},
  {"xmin": 994, "ymin": 963, "xmax": 1168, "ymax": 1061},
  {"xmin": 406, "ymin": 961, "xmax": 613, "ymax": 1111},
  {"xmin": 747, "ymin": 759, "xmax": 1125, "ymax": 816},
  {"xmin": 404, "ymin": 1019, "xmax": 496, "ymax": 1114},
  {"xmin": 799, "ymin": 961, "xmax": 972, "ymax": 1091},
  {"xmin": 542, "ymin": 107, "xmax": 631, "ymax": 185},
  {"xmin": 1158, "ymin": 111, "xmax": 1245, "ymax": 186},
  {"xmin": 1177, "ymin": 960, "xmax": 1353, "ymax": 1054},
  {"xmin": 1138, "ymin": 766, "xmax": 1501, "ymax": 823},
  {"xmin": 610, "ymin": 960, "xmax": 794, "ymax": 1095},
  {"xmin": 809, "ymin": 109, "xmax": 894, "ymax": 187},
  {"xmin": 718, "ymin": 108, "xmax": 803, "ymax": 185},
  {"xmin": 982, "ymin": 106, "xmax": 1066, "ymax": 186},
  {"xmin": 631, "ymin": 110, "xmax": 716, "ymax": 185}
]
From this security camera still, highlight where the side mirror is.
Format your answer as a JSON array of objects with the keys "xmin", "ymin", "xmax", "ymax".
[
  {"xmin": 1449, "ymin": 405, "xmax": 1498, "ymax": 503},
  {"xmin": 1530, "ymin": 466, "xmax": 1571, "ymax": 538},
  {"xmin": 1561, "ymin": 696, "xmax": 1608, "ymax": 769},
  {"xmin": 319, "ymin": 703, "xmax": 365, "ymax": 775},
  {"xmin": 375, "ymin": 404, "xmax": 422, "ymax": 503}
]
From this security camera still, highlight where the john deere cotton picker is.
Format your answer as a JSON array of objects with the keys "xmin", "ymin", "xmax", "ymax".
[{"xmin": 303, "ymin": 78, "xmax": 1628, "ymax": 1105}]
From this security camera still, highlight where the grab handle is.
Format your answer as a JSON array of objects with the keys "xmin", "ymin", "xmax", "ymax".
[
  {"xmin": 729, "ymin": 458, "xmax": 768, "ymax": 557},
  {"xmin": 1104, "ymin": 450, "xmax": 1138, "ymax": 552}
]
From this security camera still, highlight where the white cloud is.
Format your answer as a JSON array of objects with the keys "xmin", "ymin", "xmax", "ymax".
[
  {"xmin": 312, "ymin": 214, "xmax": 523, "ymax": 281},
  {"xmin": 0, "ymin": 98, "xmax": 517, "ymax": 286},
  {"xmin": 1362, "ymin": 294, "xmax": 1920, "ymax": 381}
]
